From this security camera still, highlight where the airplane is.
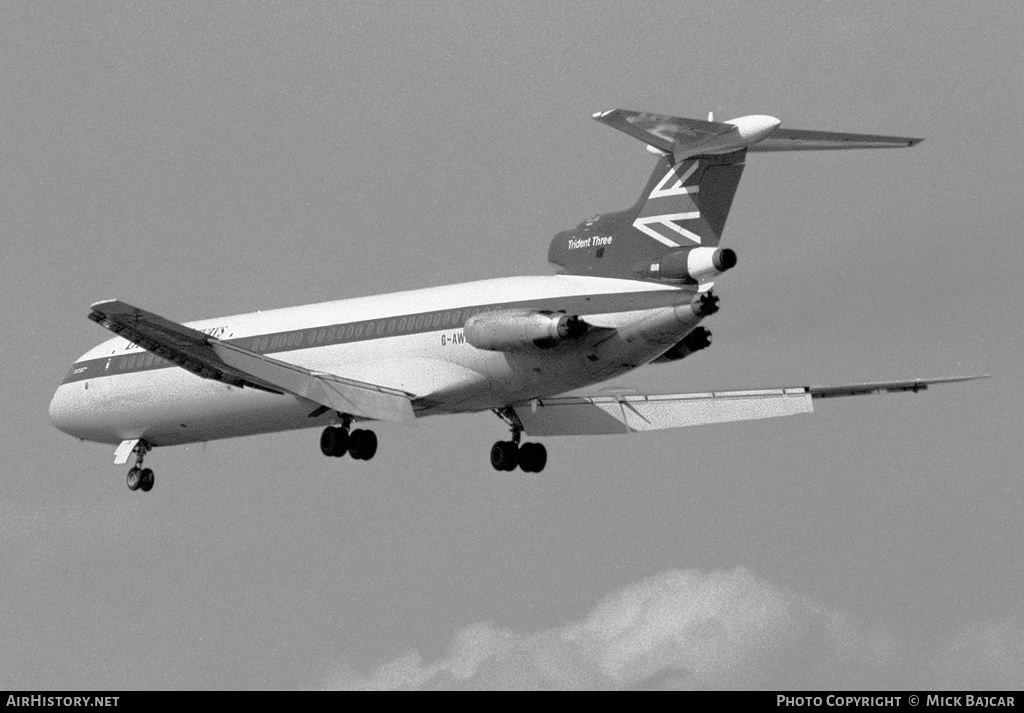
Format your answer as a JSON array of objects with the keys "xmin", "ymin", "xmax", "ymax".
[{"xmin": 48, "ymin": 109, "xmax": 986, "ymax": 492}]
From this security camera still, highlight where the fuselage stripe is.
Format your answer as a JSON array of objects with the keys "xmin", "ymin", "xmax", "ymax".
[{"xmin": 61, "ymin": 288, "xmax": 692, "ymax": 386}]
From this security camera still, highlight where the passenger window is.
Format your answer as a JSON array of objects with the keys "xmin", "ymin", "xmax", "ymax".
[
  {"xmin": 146, "ymin": 353, "xmax": 154, "ymax": 367},
  {"xmin": 398, "ymin": 317, "xmax": 407, "ymax": 332},
  {"xmin": 260, "ymin": 336, "xmax": 269, "ymax": 351},
  {"xmin": 376, "ymin": 322, "xmax": 385, "ymax": 336},
  {"xmin": 354, "ymin": 324, "xmax": 363, "ymax": 338},
  {"xmin": 342, "ymin": 325, "xmax": 352, "ymax": 339},
  {"xmin": 317, "ymin": 329, "xmax": 325, "ymax": 343},
  {"xmin": 432, "ymin": 313, "xmax": 442, "ymax": 327},
  {"xmin": 452, "ymin": 310, "xmax": 461, "ymax": 325},
  {"xmin": 270, "ymin": 335, "xmax": 280, "ymax": 350},
  {"xmin": 366, "ymin": 322, "xmax": 374, "ymax": 336},
  {"xmin": 388, "ymin": 319, "xmax": 396, "ymax": 334},
  {"xmin": 415, "ymin": 315, "xmax": 425, "ymax": 330},
  {"xmin": 118, "ymin": 357, "xmax": 127, "ymax": 370}
]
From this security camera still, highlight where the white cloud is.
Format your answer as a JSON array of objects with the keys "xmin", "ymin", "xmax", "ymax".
[{"xmin": 322, "ymin": 567, "xmax": 905, "ymax": 690}]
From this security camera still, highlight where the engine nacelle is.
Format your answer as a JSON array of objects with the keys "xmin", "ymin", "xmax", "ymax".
[
  {"xmin": 651, "ymin": 326, "xmax": 712, "ymax": 363},
  {"xmin": 464, "ymin": 310, "xmax": 587, "ymax": 352},
  {"xmin": 635, "ymin": 247, "xmax": 736, "ymax": 284}
]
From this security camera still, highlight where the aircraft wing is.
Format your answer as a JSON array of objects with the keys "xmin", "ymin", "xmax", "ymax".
[
  {"xmin": 510, "ymin": 376, "xmax": 986, "ymax": 436},
  {"xmin": 87, "ymin": 299, "xmax": 416, "ymax": 424}
]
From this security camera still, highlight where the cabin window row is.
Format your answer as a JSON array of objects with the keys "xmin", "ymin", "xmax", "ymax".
[
  {"xmin": 244, "ymin": 305, "xmax": 510, "ymax": 354},
  {"xmin": 111, "ymin": 352, "xmax": 170, "ymax": 372},
  {"xmin": 104, "ymin": 305, "xmax": 515, "ymax": 372}
]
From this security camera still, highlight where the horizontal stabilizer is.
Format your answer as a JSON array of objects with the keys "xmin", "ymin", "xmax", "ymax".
[
  {"xmin": 747, "ymin": 127, "xmax": 922, "ymax": 152},
  {"xmin": 511, "ymin": 376, "xmax": 986, "ymax": 436},
  {"xmin": 594, "ymin": 109, "xmax": 921, "ymax": 160},
  {"xmin": 87, "ymin": 299, "xmax": 416, "ymax": 424}
]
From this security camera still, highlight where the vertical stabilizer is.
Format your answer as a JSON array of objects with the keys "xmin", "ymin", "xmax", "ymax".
[
  {"xmin": 548, "ymin": 150, "xmax": 745, "ymax": 281},
  {"xmin": 549, "ymin": 109, "xmax": 921, "ymax": 283}
]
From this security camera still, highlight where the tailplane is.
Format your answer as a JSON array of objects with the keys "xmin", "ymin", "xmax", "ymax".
[{"xmin": 548, "ymin": 109, "xmax": 922, "ymax": 284}]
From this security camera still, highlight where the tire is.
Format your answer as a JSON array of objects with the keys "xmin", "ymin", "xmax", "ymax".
[
  {"xmin": 490, "ymin": 441, "xmax": 519, "ymax": 471},
  {"xmin": 526, "ymin": 443, "xmax": 547, "ymax": 473},
  {"xmin": 126, "ymin": 467, "xmax": 142, "ymax": 491},
  {"xmin": 519, "ymin": 443, "xmax": 535, "ymax": 472},
  {"xmin": 519, "ymin": 442, "xmax": 547, "ymax": 473},
  {"xmin": 139, "ymin": 468, "xmax": 154, "ymax": 492},
  {"xmin": 320, "ymin": 427, "xmax": 348, "ymax": 458},
  {"xmin": 349, "ymin": 429, "xmax": 378, "ymax": 461}
]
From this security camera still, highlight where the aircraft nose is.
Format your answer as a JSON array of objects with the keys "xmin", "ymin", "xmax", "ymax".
[{"xmin": 48, "ymin": 385, "xmax": 72, "ymax": 434}]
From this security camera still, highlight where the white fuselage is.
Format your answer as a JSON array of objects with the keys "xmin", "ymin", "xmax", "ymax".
[{"xmin": 49, "ymin": 275, "xmax": 700, "ymax": 446}]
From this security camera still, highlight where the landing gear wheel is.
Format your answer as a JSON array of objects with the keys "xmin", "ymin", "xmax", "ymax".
[
  {"xmin": 518, "ymin": 442, "xmax": 547, "ymax": 473},
  {"xmin": 126, "ymin": 467, "xmax": 142, "ymax": 491},
  {"xmin": 348, "ymin": 429, "xmax": 378, "ymax": 461},
  {"xmin": 320, "ymin": 426, "xmax": 349, "ymax": 458},
  {"xmin": 139, "ymin": 468, "xmax": 155, "ymax": 492},
  {"xmin": 490, "ymin": 441, "xmax": 519, "ymax": 472}
]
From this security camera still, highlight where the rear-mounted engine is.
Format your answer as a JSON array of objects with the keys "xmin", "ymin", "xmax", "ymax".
[
  {"xmin": 465, "ymin": 310, "xmax": 587, "ymax": 352},
  {"xmin": 635, "ymin": 247, "xmax": 737, "ymax": 284},
  {"xmin": 651, "ymin": 326, "xmax": 712, "ymax": 363}
]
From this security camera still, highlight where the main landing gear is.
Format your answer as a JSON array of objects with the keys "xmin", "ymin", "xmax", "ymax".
[
  {"xmin": 126, "ymin": 441, "xmax": 155, "ymax": 493},
  {"xmin": 491, "ymin": 409, "xmax": 547, "ymax": 473},
  {"xmin": 320, "ymin": 418, "xmax": 378, "ymax": 461}
]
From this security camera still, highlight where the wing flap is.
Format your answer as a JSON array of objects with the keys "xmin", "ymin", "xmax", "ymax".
[
  {"xmin": 513, "ymin": 388, "xmax": 812, "ymax": 436},
  {"xmin": 88, "ymin": 299, "xmax": 415, "ymax": 424},
  {"xmin": 512, "ymin": 376, "xmax": 987, "ymax": 436}
]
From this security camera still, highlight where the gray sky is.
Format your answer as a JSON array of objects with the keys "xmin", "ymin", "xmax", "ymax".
[{"xmin": 2, "ymin": 1, "xmax": 1021, "ymax": 689}]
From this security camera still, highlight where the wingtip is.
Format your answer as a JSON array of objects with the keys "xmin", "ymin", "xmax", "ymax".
[{"xmin": 924, "ymin": 374, "xmax": 991, "ymax": 385}]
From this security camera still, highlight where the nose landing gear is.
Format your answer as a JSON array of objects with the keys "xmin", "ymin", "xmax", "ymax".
[{"xmin": 125, "ymin": 441, "xmax": 155, "ymax": 493}]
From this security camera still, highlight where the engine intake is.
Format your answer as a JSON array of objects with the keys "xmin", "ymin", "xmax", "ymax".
[{"xmin": 464, "ymin": 310, "xmax": 587, "ymax": 352}]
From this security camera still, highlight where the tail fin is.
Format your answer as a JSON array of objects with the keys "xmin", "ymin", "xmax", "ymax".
[
  {"xmin": 547, "ymin": 150, "xmax": 746, "ymax": 281},
  {"xmin": 549, "ymin": 109, "xmax": 922, "ymax": 283}
]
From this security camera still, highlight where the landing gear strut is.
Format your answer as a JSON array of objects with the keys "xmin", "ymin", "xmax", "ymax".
[
  {"xmin": 126, "ymin": 441, "xmax": 155, "ymax": 493},
  {"xmin": 491, "ymin": 408, "xmax": 547, "ymax": 473},
  {"xmin": 320, "ymin": 416, "xmax": 378, "ymax": 462}
]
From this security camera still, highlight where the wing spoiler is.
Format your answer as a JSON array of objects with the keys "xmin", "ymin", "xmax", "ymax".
[{"xmin": 88, "ymin": 299, "xmax": 416, "ymax": 425}]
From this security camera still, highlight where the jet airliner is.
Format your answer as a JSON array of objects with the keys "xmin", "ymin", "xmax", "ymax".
[{"xmin": 49, "ymin": 109, "xmax": 984, "ymax": 492}]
